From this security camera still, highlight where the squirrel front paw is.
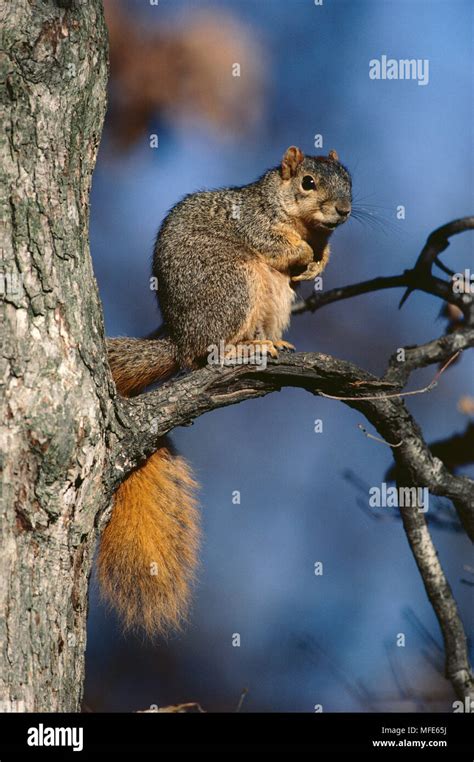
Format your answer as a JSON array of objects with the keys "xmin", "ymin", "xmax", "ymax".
[
  {"xmin": 294, "ymin": 239, "xmax": 314, "ymax": 265},
  {"xmin": 287, "ymin": 240, "xmax": 315, "ymax": 280},
  {"xmin": 290, "ymin": 259, "xmax": 324, "ymax": 282}
]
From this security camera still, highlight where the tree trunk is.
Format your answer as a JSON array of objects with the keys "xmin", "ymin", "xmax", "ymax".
[{"xmin": 1, "ymin": 0, "xmax": 109, "ymax": 712}]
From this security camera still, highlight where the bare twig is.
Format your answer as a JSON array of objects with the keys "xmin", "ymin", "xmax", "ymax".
[
  {"xmin": 293, "ymin": 216, "xmax": 474, "ymax": 325},
  {"xmin": 236, "ymin": 688, "xmax": 248, "ymax": 713},
  {"xmin": 396, "ymin": 464, "xmax": 473, "ymax": 701},
  {"xmin": 319, "ymin": 351, "xmax": 460, "ymax": 401},
  {"xmin": 357, "ymin": 424, "xmax": 403, "ymax": 448}
]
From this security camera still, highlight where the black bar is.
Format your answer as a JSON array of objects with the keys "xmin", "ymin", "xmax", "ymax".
[{"xmin": 0, "ymin": 711, "xmax": 472, "ymax": 757}]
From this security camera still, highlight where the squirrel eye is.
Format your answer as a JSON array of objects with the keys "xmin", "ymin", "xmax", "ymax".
[{"xmin": 301, "ymin": 175, "xmax": 316, "ymax": 191}]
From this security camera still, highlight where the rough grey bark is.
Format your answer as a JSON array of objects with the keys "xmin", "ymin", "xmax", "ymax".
[{"xmin": 1, "ymin": 0, "xmax": 109, "ymax": 712}]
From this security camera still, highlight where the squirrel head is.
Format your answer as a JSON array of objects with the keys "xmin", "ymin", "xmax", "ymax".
[{"xmin": 279, "ymin": 146, "xmax": 352, "ymax": 231}]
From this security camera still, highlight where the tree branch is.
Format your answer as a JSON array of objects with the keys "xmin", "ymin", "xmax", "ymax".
[
  {"xmin": 294, "ymin": 216, "xmax": 474, "ymax": 325},
  {"xmin": 395, "ymin": 465, "xmax": 474, "ymax": 701},
  {"xmin": 111, "ymin": 331, "xmax": 474, "ymax": 542},
  {"xmin": 383, "ymin": 328, "xmax": 474, "ymax": 386},
  {"xmin": 111, "ymin": 350, "xmax": 379, "ymax": 479}
]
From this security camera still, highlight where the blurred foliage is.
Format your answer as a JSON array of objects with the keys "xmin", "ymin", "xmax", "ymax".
[{"xmin": 104, "ymin": 0, "xmax": 265, "ymax": 146}]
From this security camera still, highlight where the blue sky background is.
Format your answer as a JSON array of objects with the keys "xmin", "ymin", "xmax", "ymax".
[{"xmin": 85, "ymin": 0, "xmax": 473, "ymax": 712}]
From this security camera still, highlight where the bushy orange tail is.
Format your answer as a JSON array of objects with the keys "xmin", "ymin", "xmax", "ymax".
[
  {"xmin": 98, "ymin": 446, "xmax": 200, "ymax": 636},
  {"xmin": 106, "ymin": 336, "xmax": 178, "ymax": 395}
]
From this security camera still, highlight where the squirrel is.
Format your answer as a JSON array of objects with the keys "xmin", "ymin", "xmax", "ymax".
[{"xmin": 101, "ymin": 146, "xmax": 352, "ymax": 636}]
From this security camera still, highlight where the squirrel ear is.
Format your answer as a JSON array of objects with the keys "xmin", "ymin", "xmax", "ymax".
[
  {"xmin": 328, "ymin": 149, "xmax": 339, "ymax": 161},
  {"xmin": 281, "ymin": 146, "xmax": 304, "ymax": 179}
]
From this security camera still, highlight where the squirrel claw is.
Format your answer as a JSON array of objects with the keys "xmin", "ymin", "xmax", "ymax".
[
  {"xmin": 243, "ymin": 339, "xmax": 279, "ymax": 359},
  {"xmin": 273, "ymin": 340, "xmax": 295, "ymax": 352},
  {"xmin": 252, "ymin": 339, "xmax": 279, "ymax": 359},
  {"xmin": 224, "ymin": 339, "xmax": 279, "ymax": 362}
]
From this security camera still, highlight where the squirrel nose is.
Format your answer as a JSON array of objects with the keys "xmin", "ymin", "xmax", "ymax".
[{"xmin": 336, "ymin": 201, "xmax": 351, "ymax": 217}]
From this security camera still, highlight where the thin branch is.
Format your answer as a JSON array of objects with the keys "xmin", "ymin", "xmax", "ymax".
[
  {"xmin": 235, "ymin": 688, "xmax": 248, "ymax": 713},
  {"xmin": 293, "ymin": 216, "xmax": 474, "ymax": 324},
  {"xmin": 357, "ymin": 424, "xmax": 403, "ymax": 448},
  {"xmin": 396, "ymin": 464, "xmax": 474, "ymax": 701},
  {"xmin": 319, "ymin": 350, "xmax": 460, "ymax": 401},
  {"xmin": 383, "ymin": 329, "xmax": 474, "ymax": 386},
  {"xmin": 410, "ymin": 217, "xmax": 474, "ymax": 274}
]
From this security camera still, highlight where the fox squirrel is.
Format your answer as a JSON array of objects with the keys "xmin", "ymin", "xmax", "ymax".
[{"xmin": 101, "ymin": 146, "xmax": 352, "ymax": 636}]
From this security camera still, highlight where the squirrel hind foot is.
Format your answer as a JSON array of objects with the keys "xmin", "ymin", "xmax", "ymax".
[
  {"xmin": 224, "ymin": 339, "xmax": 279, "ymax": 362},
  {"xmin": 273, "ymin": 340, "xmax": 295, "ymax": 352}
]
